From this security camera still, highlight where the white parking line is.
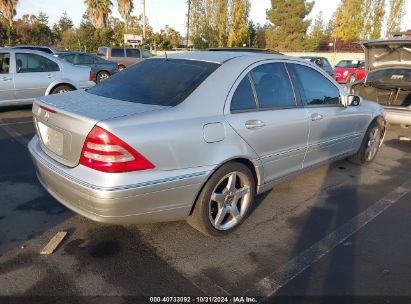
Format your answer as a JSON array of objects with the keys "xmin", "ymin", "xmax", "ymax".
[{"xmin": 243, "ymin": 178, "xmax": 411, "ymax": 298}]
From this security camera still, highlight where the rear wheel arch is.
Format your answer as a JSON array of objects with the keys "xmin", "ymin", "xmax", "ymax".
[
  {"xmin": 48, "ymin": 83, "xmax": 76, "ymax": 95},
  {"xmin": 97, "ymin": 70, "xmax": 110, "ymax": 76},
  {"xmin": 188, "ymin": 157, "xmax": 260, "ymax": 216}
]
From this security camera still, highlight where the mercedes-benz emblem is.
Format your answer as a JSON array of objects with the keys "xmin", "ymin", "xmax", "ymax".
[{"xmin": 44, "ymin": 111, "xmax": 50, "ymax": 121}]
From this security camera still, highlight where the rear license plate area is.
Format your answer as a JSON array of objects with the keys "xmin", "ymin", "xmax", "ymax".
[{"xmin": 37, "ymin": 121, "xmax": 64, "ymax": 156}]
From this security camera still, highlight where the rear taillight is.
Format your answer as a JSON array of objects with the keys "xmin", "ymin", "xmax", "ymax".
[
  {"xmin": 79, "ymin": 126, "xmax": 154, "ymax": 173},
  {"xmin": 115, "ymin": 63, "xmax": 119, "ymax": 71},
  {"xmin": 89, "ymin": 70, "xmax": 93, "ymax": 81}
]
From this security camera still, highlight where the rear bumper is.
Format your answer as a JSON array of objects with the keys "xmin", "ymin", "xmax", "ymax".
[
  {"xmin": 29, "ymin": 136, "xmax": 211, "ymax": 224},
  {"xmin": 384, "ymin": 106, "xmax": 411, "ymax": 125}
]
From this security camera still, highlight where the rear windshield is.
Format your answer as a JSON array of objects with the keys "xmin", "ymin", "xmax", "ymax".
[
  {"xmin": 87, "ymin": 58, "xmax": 220, "ymax": 106},
  {"xmin": 335, "ymin": 60, "xmax": 362, "ymax": 68}
]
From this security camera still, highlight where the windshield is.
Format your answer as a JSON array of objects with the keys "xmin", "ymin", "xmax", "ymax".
[
  {"xmin": 87, "ymin": 58, "xmax": 220, "ymax": 106},
  {"xmin": 335, "ymin": 60, "xmax": 361, "ymax": 68}
]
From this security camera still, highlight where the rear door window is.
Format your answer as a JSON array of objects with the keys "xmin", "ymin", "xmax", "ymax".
[
  {"xmin": 35, "ymin": 47, "xmax": 53, "ymax": 54},
  {"xmin": 126, "ymin": 49, "xmax": 140, "ymax": 58},
  {"xmin": 87, "ymin": 58, "xmax": 220, "ymax": 107},
  {"xmin": 60, "ymin": 54, "xmax": 76, "ymax": 64},
  {"xmin": 0, "ymin": 53, "xmax": 10, "ymax": 74},
  {"xmin": 250, "ymin": 63, "xmax": 296, "ymax": 108},
  {"xmin": 230, "ymin": 75, "xmax": 257, "ymax": 112},
  {"xmin": 78, "ymin": 54, "xmax": 95, "ymax": 64},
  {"xmin": 15, "ymin": 53, "xmax": 60, "ymax": 73},
  {"xmin": 111, "ymin": 48, "xmax": 125, "ymax": 57},
  {"xmin": 291, "ymin": 64, "xmax": 340, "ymax": 106}
]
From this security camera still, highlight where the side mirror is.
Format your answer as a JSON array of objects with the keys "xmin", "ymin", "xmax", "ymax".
[
  {"xmin": 341, "ymin": 95, "xmax": 362, "ymax": 107},
  {"xmin": 348, "ymin": 95, "xmax": 362, "ymax": 106}
]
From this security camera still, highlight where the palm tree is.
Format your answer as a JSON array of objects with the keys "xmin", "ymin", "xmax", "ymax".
[
  {"xmin": 84, "ymin": 0, "xmax": 113, "ymax": 28},
  {"xmin": 117, "ymin": 0, "xmax": 134, "ymax": 31},
  {"xmin": 0, "ymin": 0, "xmax": 18, "ymax": 44}
]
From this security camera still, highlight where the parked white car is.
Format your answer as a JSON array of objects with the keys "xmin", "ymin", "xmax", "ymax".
[{"xmin": 0, "ymin": 48, "xmax": 95, "ymax": 106}]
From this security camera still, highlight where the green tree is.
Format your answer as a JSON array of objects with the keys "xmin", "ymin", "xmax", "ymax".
[
  {"xmin": 306, "ymin": 12, "xmax": 329, "ymax": 51},
  {"xmin": 361, "ymin": 0, "xmax": 385, "ymax": 39},
  {"xmin": 331, "ymin": 0, "xmax": 364, "ymax": 41},
  {"xmin": 255, "ymin": 25, "xmax": 267, "ymax": 48},
  {"xmin": 215, "ymin": 0, "xmax": 228, "ymax": 47},
  {"xmin": 53, "ymin": 12, "xmax": 74, "ymax": 44},
  {"xmin": 265, "ymin": 0, "xmax": 314, "ymax": 51},
  {"xmin": 165, "ymin": 25, "xmax": 182, "ymax": 48},
  {"xmin": 0, "ymin": 0, "xmax": 18, "ymax": 44},
  {"xmin": 248, "ymin": 21, "xmax": 257, "ymax": 47},
  {"xmin": 117, "ymin": 0, "xmax": 133, "ymax": 31},
  {"xmin": 188, "ymin": 0, "xmax": 208, "ymax": 48},
  {"xmin": 84, "ymin": 0, "xmax": 113, "ymax": 29},
  {"xmin": 385, "ymin": 0, "xmax": 405, "ymax": 37},
  {"xmin": 227, "ymin": 0, "xmax": 250, "ymax": 47},
  {"xmin": 12, "ymin": 12, "xmax": 54, "ymax": 45}
]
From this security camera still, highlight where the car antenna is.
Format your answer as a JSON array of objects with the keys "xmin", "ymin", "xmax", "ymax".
[{"xmin": 165, "ymin": 51, "xmax": 168, "ymax": 61}]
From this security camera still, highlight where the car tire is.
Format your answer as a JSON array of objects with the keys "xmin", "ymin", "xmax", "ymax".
[
  {"xmin": 186, "ymin": 162, "xmax": 255, "ymax": 237},
  {"xmin": 96, "ymin": 71, "xmax": 110, "ymax": 83},
  {"xmin": 349, "ymin": 120, "xmax": 383, "ymax": 165},
  {"xmin": 118, "ymin": 64, "xmax": 126, "ymax": 71},
  {"xmin": 348, "ymin": 74, "xmax": 356, "ymax": 83},
  {"xmin": 51, "ymin": 85, "xmax": 74, "ymax": 94}
]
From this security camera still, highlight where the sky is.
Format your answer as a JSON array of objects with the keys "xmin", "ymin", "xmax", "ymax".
[{"xmin": 14, "ymin": 0, "xmax": 411, "ymax": 35}]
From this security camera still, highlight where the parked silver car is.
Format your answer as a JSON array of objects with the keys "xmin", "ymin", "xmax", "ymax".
[
  {"xmin": 0, "ymin": 48, "xmax": 95, "ymax": 106},
  {"xmin": 29, "ymin": 51, "xmax": 386, "ymax": 236}
]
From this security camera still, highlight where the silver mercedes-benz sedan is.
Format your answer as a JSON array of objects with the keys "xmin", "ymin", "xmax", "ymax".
[
  {"xmin": 29, "ymin": 51, "xmax": 386, "ymax": 236},
  {"xmin": 0, "ymin": 48, "xmax": 95, "ymax": 106}
]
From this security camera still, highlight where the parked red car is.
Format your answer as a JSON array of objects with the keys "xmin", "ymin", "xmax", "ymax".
[{"xmin": 334, "ymin": 59, "xmax": 366, "ymax": 83}]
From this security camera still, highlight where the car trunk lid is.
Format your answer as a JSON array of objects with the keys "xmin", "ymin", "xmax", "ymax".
[
  {"xmin": 362, "ymin": 39, "xmax": 411, "ymax": 72},
  {"xmin": 33, "ymin": 90, "xmax": 167, "ymax": 167}
]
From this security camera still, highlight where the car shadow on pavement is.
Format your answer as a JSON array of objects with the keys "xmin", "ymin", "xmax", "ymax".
[
  {"xmin": 0, "ymin": 120, "xmax": 72, "ymax": 258},
  {"xmin": 269, "ymin": 129, "xmax": 411, "ymax": 299}
]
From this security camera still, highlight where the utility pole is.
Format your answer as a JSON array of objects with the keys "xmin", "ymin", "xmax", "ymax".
[
  {"xmin": 142, "ymin": 0, "xmax": 146, "ymax": 40},
  {"xmin": 186, "ymin": 0, "xmax": 190, "ymax": 49}
]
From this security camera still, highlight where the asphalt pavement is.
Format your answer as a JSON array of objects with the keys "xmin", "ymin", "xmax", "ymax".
[{"xmin": 0, "ymin": 106, "xmax": 411, "ymax": 303}]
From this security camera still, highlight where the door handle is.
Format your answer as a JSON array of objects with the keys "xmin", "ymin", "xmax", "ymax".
[
  {"xmin": 47, "ymin": 74, "xmax": 53, "ymax": 79},
  {"xmin": 245, "ymin": 120, "xmax": 266, "ymax": 130},
  {"xmin": 2, "ymin": 77, "xmax": 12, "ymax": 81},
  {"xmin": 311, "ymin": 113, "xmax": 324, "ymax": 122}
]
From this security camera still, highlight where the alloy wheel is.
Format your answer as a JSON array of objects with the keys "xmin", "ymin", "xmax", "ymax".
[
  {"xmin": 365, "ymin": 126, "xmax": 381, "ymax": 161},
  {"xmin": 98, "ymin": 72, "xmax": 109, "ymax": 82},
  {"xmin": 208, "ymin": 171, "xmax": 252, "ymax": 231}
]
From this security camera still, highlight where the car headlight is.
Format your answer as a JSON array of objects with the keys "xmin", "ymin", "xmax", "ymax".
[{"xmin": 343, "ymin": 70, "xmax": 349, "ymax": 76}]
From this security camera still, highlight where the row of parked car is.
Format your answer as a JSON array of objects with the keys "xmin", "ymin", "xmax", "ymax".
[
  {"xmin": 301, "ymin": 56, "xmax": 366, "ymax": 84},
  {"xmin": 0, "ymin": 45, "xmax": 154, "ymax": 106}
]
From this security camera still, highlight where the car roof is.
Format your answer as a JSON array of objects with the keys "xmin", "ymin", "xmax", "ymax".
[
  {"xmin": 55, "ymin": 51, "xmax": 90, "ymax": 55},
  {"xmin": 159, "ymin": 51, "xmax": 288, "ymax": 64},
  {"xmin": 11, "ymin": 45, "xmax": 52, "ymax": 48},
  {"xmin": 300, "ymin": 56, "xmax": 323, "ymax": 59},
  {"xmin": 208, "ymin": 47, "xmax": 282, "ymax": 55},
  {"xmin": 0, "ymin": 48, "xmax": 62, "ymax": 59},
  {"xmin": 337, "ymin": 58, "xmax": 364, "ymax": 61}
]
